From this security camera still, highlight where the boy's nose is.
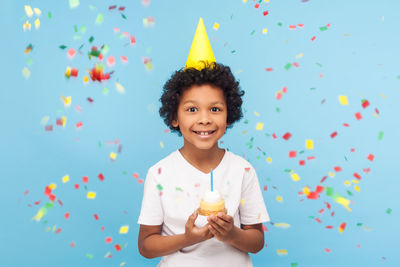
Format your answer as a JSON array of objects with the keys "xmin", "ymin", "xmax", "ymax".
[{"xmin": 198, "ymin": 111, "xmax": 211, "ymax": 124}]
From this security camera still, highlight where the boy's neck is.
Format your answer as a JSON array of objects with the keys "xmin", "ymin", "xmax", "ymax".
[{"xmin": 179, "ymin": 144, "xmax": 225, "ymax": 174}]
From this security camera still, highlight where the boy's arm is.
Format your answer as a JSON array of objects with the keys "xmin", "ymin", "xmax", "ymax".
[
  {"xmin": 138, "ymin": 211, "xmax": 213, "ymax": 259},
  {"xmin": 207, "ymin": 213, "xmax": 264, "ymax": 254}
]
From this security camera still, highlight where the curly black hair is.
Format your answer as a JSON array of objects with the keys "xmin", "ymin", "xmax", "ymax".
[{"xmin": 159, "ymin": 62, "xmax": 245, "ymax": 135}]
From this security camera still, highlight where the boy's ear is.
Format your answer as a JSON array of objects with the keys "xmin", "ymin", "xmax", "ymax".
[{"xmin": 172, "ymin": 119, "xmax": 178, "ymax": 127}]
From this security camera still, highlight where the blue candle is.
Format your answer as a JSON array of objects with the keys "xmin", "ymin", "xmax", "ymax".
[{"xmin": 211, "ymin": 169, "xmax": 213, "ymax": 192}]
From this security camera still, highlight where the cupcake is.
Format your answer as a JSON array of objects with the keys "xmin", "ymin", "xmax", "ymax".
[{"xmin": 197, "ymin": 189, "xmax": 226, "ymax": 216}]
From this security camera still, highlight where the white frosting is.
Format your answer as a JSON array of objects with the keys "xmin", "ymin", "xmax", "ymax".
[{"xmin": 203, "ymin": 190, "xmax": 222, "ymax": 203}]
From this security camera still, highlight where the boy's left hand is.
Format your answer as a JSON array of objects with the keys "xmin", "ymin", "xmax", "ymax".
[{"xmin": 207, "ymin": 213, "xmax": 235, "ymax": 242}]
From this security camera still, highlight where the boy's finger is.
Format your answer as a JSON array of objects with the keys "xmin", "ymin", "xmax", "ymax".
[
  {"xmin": 208, "ymin": 225, "xmax": 219, "ymax": 237},
  {"xmin": 209, "ymin": 220, "xmax": 225, "ymax": 234},
  {"xmin": 217, "ymin": 213, "xmax": 233, "ymax": 223}
]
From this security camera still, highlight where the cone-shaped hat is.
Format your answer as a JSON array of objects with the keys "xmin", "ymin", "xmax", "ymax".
[{"xmin": 185, "ymin": 18, "xmax": 216, "ymax": 70}]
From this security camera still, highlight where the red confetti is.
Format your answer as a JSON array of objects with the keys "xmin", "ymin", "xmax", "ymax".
[
  {"xmin": 138, "ymin": 179, "xmax": 144, "ymax": 184},
  {"xmin": 98, "ymin": 173, "xmax": 105, "ymax": 181},
  {"xmin": 282, "ymin": 132, "xmax": 292, "ymax": 140},
  {"xmin": 311, "ymin": 36, "xmax": 316, "ymax": 41},
  {"xmin": 87, "ymin": 97, "xmax": 94, "ymax": 103},
  {"xmin": 71, "ymin": 67, "xmax": 78, "ymax": 77},
  {"xmin": 324, "ymin": 248, "xmax": 331, "ymax": 253},
  {"xmin": 24, "ymin": 190, "xmax": 29, "ymax": 195},
  {"xmin": 299, "ymin": 160, "xmax": 306, "ymax": 166},
  {"xmin": 289, "ymin": 151, "xmax": 297, "ymax": 158},
  {"xmin": 355, "ymin": 112, "xmax": 362, "ymax": 120},
  {"xmin": 74, "ymin": 184, "xmax": 79, "ymax": 189},
  {"xmin": 263, "ymin": 10, "xmax": 269, "ymax": 16},
  {"xmin": 334, "ymin": 166, "xmax": 342, "ymax": 172},
  {"xmin": 307, "ymin": 156, "xmax": 316, "ymax": 160},
  {"xmin": 276, "ymin": 92, "xmax": 282, "ymax": 100},
  {"xmin": 44, "ymin": 186, "xmax": 51, "ymax": 196},
  {"xmin": 367, "ymin": 154, "xmax": 374, "ymax": 161},
  {"xmin": 272, "ymin": 133, "xmax": 277, "ymax": 139},
  {"xmin": 263, "ymin": 185, "xmax": 268, "ymax": 191},
  {"xmin": 65, "ymin": 212, "xmax": 70, "ymax": 219},
  {"xmin": 320, "ymin": 176, "xmax": 328, "ymax": 183},
  {"xmin": 292, "ymin": 62, "xmax": 299, "ymax": 68},
  {"xmin": 282, "ymin": 86, "xmax": 288, "ymax": 93},
  {"xmin": 105, "ymin": 237, "xmax": 113, "ymax": 243},
  {"xmin": 70, "ymin": 242, "xmax": 75, "ymax": 248},
  {"xmin": 133, "ymin": 173, "xmax": 139, "ymax": 179},
  {"xmin": 325, "ymin": 225, "xmax": 333, "ymax": 229},
  {"xmin": 318, "ymin": 209, "xmax": 324, "ymax": 214},
  {"xmin": 76, "ymin": 122, "xmax": 83, "ymax": 128},
  {"xmin": 265, "ymin": 68, "xmax": 273, "ymax": 72},
  {"xmin": 57, "ymin": 199, "xmax": 63, "ymax": 206},
  {"xmin": 82, "ymin": 176, "xmax": 89, "ymax": 183},
  {"xmin": 34, "ymin": 200, "xmax": 41, "ymax": 205},
  {"xmin": 118, "ymin": 6, "xmax": 125, "ymax": 11},
  {"xmin": 55, "ymin": 228, "xmax": 62, "ymax": 234},
  {"xmin": 158, "ymin": 167, "xmax": 162, "ymax": 174},
  {"xmin": 262, "ymin": 224, "xmax": 268, "ymax": 232},
  {"xmin": 330, "ymin": 131, "xmax": 338, "ymax": 138},
  {"xmin": 108, "ymin": 5, "xmax": 117, "ymax": 10},
  {"xmin": 343, "ymin": 123, "xmax": 350, "ymax": 127},
  {"xmin": 315, "ymin": 218, "xmax": 322, "ymax": 223},
  {"xmin": 94, "ymin": 214, "xmax": 99, "ymax": 220},
  {"xmin": 353, "ymin": 173, "xmax": 361, "ymax": 180},
  {"xmin": 363, "ymin": 168, "xmax": 371, "ymax": 173},
  {"xmin": 297, "ymin": 23, "xmax": 304, "ymax": 28},
  {"xmin": 350, "ymin": 148, "xmax": 355, "ymax": 152},
  {"xmin": 115, "ymin": 244, "xmax": 122, "ymax": 251},
  {"xmin": 245, "ymin": 167, "xmax": 251, "ymax": 171},
  {"xmin": 255, "ymin": 3, "xmax": 260, "ymax": 8},
  {"xmin": 361, "ymin": 100, "xmax": 370, "ymax": 109},
  {"xmin": 101, "ymin": 226, "xmax": 105, "ymax": 231},
  {"xmin": 289, "ymin": 25, "xmax": 296, "ymax": 30},
  {"xmin": 339, "ymin": 222, "xmax": 346, "ymax": 232},
  {"xmin": 324, "ymin": 202, "xmax": 331, "ymax": 209},
  {"xmin": 49, "ymin": 194, "xmax": 56, "ymax": 202}
]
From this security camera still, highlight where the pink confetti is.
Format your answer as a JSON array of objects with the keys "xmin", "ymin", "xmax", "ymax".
[
  {"xmin": 121, "ymin": 55, "xmax": 128, "ymax": 63},
  {"xmin": 133, "ymin": 173, "xmax": 139, "ymax": 179},
  {"xmin": 65, "ymin": 212, "xmax": 70, "ymax": 219},
  {"xmin": 324, "ymin": 248, "xmax": 331, "ymax": 253},
  {"xmin": 105, "ymin": 237, "xmax": 113, "ymax": 243},
  {"xmin": 76, "ymin": 122, "xmax": 83, "ymax": 129},
  {"xmin": 82, "ymin": 176, "xmax": 88, "ymax": 183},
  {"xmin": 330, "ymin": 131, "xmax": 338, "ymax": 138},
  {"xmin": 94, "ymin": 214, "xmax": 99, "ymax": 220},
  {"xmin": 311, "ymin": 36, "xmax": 316, "ymax": 41},
  {"xmin": 107, "ymin": 56, "xmax": 116, "ymax": 67},
  {"xmin": 355, "ymin": 112, "xmax": 362, "ymax": 120},
  {"xmin": 334, "ymin": 166, "xmax": 342, "ymax": 172},
  {"xmin": 289, "ymin": 151, "xmax": 297, "ymax": 158},
  {"xmin": 265, "ymin": 67, "xmax": 273, "ymax": 72},
  {"xmin": 367, "ymin": 154, "xmax": 374, "ymax": 161},
  {"xmin": 67, "ymin": 48, "xmax": 76, "ymax": 59}
]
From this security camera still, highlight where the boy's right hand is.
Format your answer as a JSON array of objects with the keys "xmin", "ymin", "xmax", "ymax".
[{"xmin": 184, "ymin": 211, "xmax": 213, "ymax": 244}]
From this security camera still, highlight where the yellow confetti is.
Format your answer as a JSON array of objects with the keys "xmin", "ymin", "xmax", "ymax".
[
  {"xmin": 262, "ymin": 28, "xmax": 268, "ymax": 34},
  {"xmin": 120, "ymin": 262, "xmax": 126, "ymax": 267},
  {"xmin": 354, "ymin": 185, "xmax": 360, "ymax": 192},
  {"xmin": 243, "ymin": 0, "xmax": 247, "ymax": 3},
  {"xmin": 277, "ymin": 249, "xmax": 288, "ymax": 256},
  {"xmin": 23, "ymin": 21, "xmax": 32, "ymax": 31},
  {"xmin": 87, "ymin": 192, "xmax": 96, "ymax": 199},
  {"xmin": 296, "ymin": 53, "xmax": 304, "ymax": 58},
  {"xmin": 254, "ymin": 111, "xmax": 260, "ymax": 116},
  {"xmin": 49, "ymin": 183, "xmax": 57, "ymax": 190},
  {"xmin": 240, "ymin": 198, "xmax": 245, "ymax": 205},
  {"xmin": 24, "ymin": 5, "xmax": 34, "ymax": 17},
  {"xmin": 110, "ymin": 152, "xmax": 117, "ymax": 160},
  {"xmin": 160, "ymin": 141, "xmax": 164, "ymax": 148},
  {"xmin": 32, "ymin": 207, "xmax": 47, "ymax": 221},
  {"xmin": 34, "ymin": 18, "xmax": 40, "ymax": 29},
  {"xmin": 33, "ymin": 8, "xmax": 42, "ymax": 16},
  {"xmin": 344, "ymin": 180, "xmax": 351, "ymax": 187},
  {"xmin": 303, "ymin": 186, "xmax": 310, "ymax": 196},
  {"xmin": 382, "ymin": 16, "xmax": 384, "ymax": 22},
  {"xmin": 274, "ymin": 223, "xmax": 290, "ymax": 229},
  {"xmin": 61, "ymin": 96, "xmax": 72, "ymax": 107},
  {"xmin": 290, "ymin": 172, "xmax": 300, "ymax": 182},
  {"xmin": 276, "ymin": 196, "xmax": 283, "ymax": 202},
  {"xmin": 305, "ymin": 139, "xmax": 314, "ymax": 150},
  {"xmin": 62, "ymin": 175, "xmax": 70, "ymax": 183},
  {"xmin": 22, "ymin": 67, "xmax": 30, "ymax": 79},
  {"xmin": 115, "ymin": 82, "xmax": 125, "ymax": 94},
  {"xmin": 213, "ymin": 22, "xmax": 220, "ymax": 30},
  {"xmin": 83, "ymin": 75, "xmax": 89, "ymax": 83},
  {"xmin": 241, "ymin": 131, "xmax": 247, "ymax": 134},
  {"xmin": 352, "ymin": 179, "xmax": 360, "ymax": 184},
  {"xmin": 336, "ymin": 197, "xmax": 352, "ymax": 212},
  {"xmin": 256, "ymin": 122, "xmax": 264, "ymax": 131},
  {"xmin": 119, "ymin": 225, "xmax": 129, "ymax": 234},
  {"xmin": 266, "ymin": 157, "xmax": 272, "ymax": 164},
  {"xmin": 381, "ymin": 93, "xmax": 386, "ymax": 99},
  {"xmin": 61, "ymin": 116, "xmax": 67, "ymax": 127},
  {"xmin": 328, "ymin": 172, "xmax": 335, "ymax": 178},
  {"xmin": 338, "ymin": 95, "xmax": 349, "ymax": 105}
]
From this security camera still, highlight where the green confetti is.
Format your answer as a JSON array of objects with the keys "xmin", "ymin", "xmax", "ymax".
[
  {"xmin": 102, "ymin": 87, "xmax": 109, "ymax": 95},
  {"xmin": 276, "ymin": 107, "xmax": 280, "ymax": 112},
  {"xmin": 244, "ymin": 119, "xmax": 249, "ymax": 124},
  {"xmin": 69, "ymin": 0, "xmax": 80, "ymax": 9},
  {"xmin": 386, "ymin": 208, "xmax": 392, "ymax": 214},
  {"xmin": 84, "ymin": 185, "xmax": 88, "ymax": 190},
  {"xmin": 378, "ymin": 131, "xmax": 384, "ymax": 140},
  {"xmin": 284, "ymin": 169, "xmax": 292, "ymax": 173},
  {"xmin": 291, "ymin": 263, "xmax": 298, "ymax": 267},
  {"xmin": 22, "ymin": 67, "xmax": 30, "ymax": 79},
  {"xmin": 98, "ymin": 141, "xmax": 102, "ymax": 148},
  {"xmin": 320, "ymin": 26, "xmax": 328, "ymax": 31},
  {"xmin": 256, "ymin": 156, "xmax": 261, "ymax": 160},
  {"xmin": 175, "ymin": 187, "xmax": 183, "ymax": 192},
  {"xmin": 230, "ymin": 14, "xmax": 233, "ymax": 20},
  {"xmin": 231, "ymin": 50, "xmax": 236, "ymax": 53},
  {"xmin": 74, "ymin": 25, "xmax": 78, "ymax": 33},
  {"xmin": 89, "ymin": 36, "xmax": 94, "ymax": 43},
  {"xmin": 85, "ymin": 253, "xmax": 94, "ymax": 259},
  {"xmin": 310, "ymin": 87, "xmax": 316, "ymax": 90},
  {"xmin": 316, "ymin": 63, "xmax": 322, "ymax": 67},
  {"xmin": 277, "ymin": 22, "xmax": 283, "ymax": 27},
  {"xmin": 121, "ymin": 13, "xmax": 127, "ymax": 19},
  {"xmin": 27, "ymin": 58, "xmax": 33, "ymax": 66},
  {"xmin": 96, "ymin": 13, "xmax": 104, "ymax": 24},
  {"xmin": 397, "ymin": 75, "xmax": 400, "ymax": 80},
  {"xmin": 80, "ymin": 25, "xmax": 86, "ymax": 33},
  {"xmin": 250, "ymin": 30, "xmax": 256, "ymax": 35},
  {"xmin": 78, "ymin": 44, "xmax": 84, "ymax": 50},
  {"xmin": 89, "ymin": 5, "xmax": 96, "ymax": 11},
  {"xmin": 357, "ymin": 223, "xmax": 363, "ymax": 227},
  {"xmin": 122, "ymin": 171, "xmax": 127, "ymax": 175},
  {"xmin": 344, "ymin": 156, "xmax": 348, "ymax": 161},
  {"xmin": 101, "ymin": 44, "xmax": 110, "ymax": 55},
  {"xmin": 48, "ymin": 12, "xmax": 52, "ymax": 19},
  {"xmin": 299, "ymin": 150, "xmax": 305, "ymax": 154},
  {"xmin": 44, "ymin": 202, "xmax": 53, "ymax": 209},
  {"xmin": 157, "ymin": 184, "xmax": 163, "ymax": 191},
  {"xmin": 346, "ymin": 190, "xmax": 353, "ymax": 196},
  {"xmin": 308, "ymin": 216, "xmax": 315, "ymax": 219},
  {"xmin": 59, "ymin": 45, "xmax": 67, "ymax": 49},
  {"xmin": 284, "ymin": 63, "xmax": 292, "ymax": 70}
]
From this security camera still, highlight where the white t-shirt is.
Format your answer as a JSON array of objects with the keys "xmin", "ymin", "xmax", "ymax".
[{"xmin": 138, "ymin": 149, "xmax": 270, "ymax": 267}]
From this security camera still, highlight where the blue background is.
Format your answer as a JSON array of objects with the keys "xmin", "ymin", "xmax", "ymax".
[{"xmin": 1, "ymin": 0, "xmax": 399, "ymax": 266}]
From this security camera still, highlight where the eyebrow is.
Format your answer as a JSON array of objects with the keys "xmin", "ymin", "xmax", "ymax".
[{"xmin": 182, "ymin": 100, "xmax": 225, "ymax": 105}]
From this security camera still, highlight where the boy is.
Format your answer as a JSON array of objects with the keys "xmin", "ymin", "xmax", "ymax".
[{"xmin": 138, "ymin": 18, "xmax": 269, "ymax": 266}]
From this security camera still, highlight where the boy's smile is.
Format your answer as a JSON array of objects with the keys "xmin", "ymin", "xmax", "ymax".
[{"xmin": 172, "ymin": 84, "xmax": 228, "ymax": 151}]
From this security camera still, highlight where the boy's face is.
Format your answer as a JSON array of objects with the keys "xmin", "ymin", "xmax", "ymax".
[{"xmin": 172, "ymin": 84, "xmax": 228, "ymax": 151}]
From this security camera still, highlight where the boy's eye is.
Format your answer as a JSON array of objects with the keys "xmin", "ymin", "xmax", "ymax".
[
  {"xmin": 211, "ymin": 107, "xmax": 221, "ymax": 112},
  {"xmin": 188, "ymin": 107, "xmax": 197, "ymax": 112}
]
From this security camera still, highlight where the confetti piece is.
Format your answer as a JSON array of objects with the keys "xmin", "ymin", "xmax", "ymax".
[
  {"xmin": 276, "ymin": 196, "xmax": 283, "ymax": 202},
  {"xmin": 119, "ymin": 225, "xmax": 129, "ymax": 234},
  {"xmin": 213, "ymin": 22, "xmax": 220, "ymax": 30},
  {"xmin": 22, "ymin": 67, "xmax": 30, "ymax": 79},
  {"xmin": 115, "ymin": 82, "xmax": 125, "ymax": 94},
  {"xmin": 256, "ymin": 122, "xmax": 264, "ymax": 131},
  {"xmin": 160, "ymin": 141, "xmax": 164, "ymax": 148},
  {"xmin": 24, "ymin": 5, "xmax": 34, "ymax": 17},
  {"xmin": 282, "ymin": 132, "xmax": 292, "ymax": 140},
  {"xmin": 338, "ymin": 95, "xmax": 349, "ymax": 105},
  {"xmin": 62, "ymin": 175, "xmax": 69, "ymax": 183},
  {"xmin": 67, "ymin": 48, "xmax": 76, "ymax": 59},
  {"xmin": 305, "ymin": 139, "xmax": 314, "ymax": 149},
  {"xmin": 262, "ymin": 28, "xmax": 268, "ymax": 34},
  {"xmin": 86, "ymin": 253, "xmax": 94, "ymax": 259},
  {"xmin": 105, "ymin": 237, "xmax": 113, "ymax": 243},
  {"xmin": 96, "ymin": 14, "xmax": 104, "ymax": 24},
  {"xmin": 277, "ymin": 249, "xmax": 288, "ymax": 256},
  {"xmin": 87, "ymin": 192, "xmax": 96, "ymax": 199},
  {"xmin": 107, "ymin": 56, "xmax": 116, "ymax": 67},
  {"xmin": 143, "ymin": 16, "xmax": 155, "ymax": 27},
  {"xmin": 115, "ymin": 244, "xmax": 122, "ymax": 251},
  {"xmin": 34, "ymin": 18, "xmax": 40, "ymax": 29},
  {"xmin": 339, "ymin": 222, "xmax": 346, "ymax": 233},
  {"xmin": 355, "ymin": 112, "xmax": 362, "ymax": 120},
  {"xmin": 324, "ymin": 248, "xmax": 331, "ymax": 253},
  {"xmin": 367, "ymin": 154, "xmax": 374, "ymax": 161},
  {"xmin": 386, "ymin": 208, "xmax": 392, "ymax": 214},
  {"xmin": 266, "ymin": 157, "xmax": 272, "ymax": 164},
  {"xmin": 274, "ymin": 223, "xmax": 290, "ymax": 229},
  {"xmin": 110, "ymin": 152, "xmax": 117, "ymax": 161},
  {"xmin": 289, "ymin": 151, "xmax": 297, "ymax": 158},
  {"xmin": 290, "ymin": 172, "xmax": 300, "ymax": 182}
]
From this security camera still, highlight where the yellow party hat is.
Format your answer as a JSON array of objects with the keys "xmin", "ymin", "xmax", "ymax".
[{"xmin": 185, "ymin": 18, "xmax": 216, "ymax": 70}]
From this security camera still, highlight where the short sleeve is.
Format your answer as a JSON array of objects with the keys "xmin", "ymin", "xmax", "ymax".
[
  {"xmin": 239, "ymin": 167, "xmax": 270, "ymax": 225},
  {"xmin": 137, "ymin": 170, "xmax": 164, "ymax": 225}
]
